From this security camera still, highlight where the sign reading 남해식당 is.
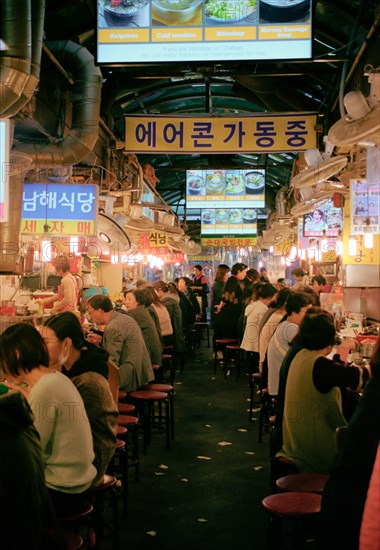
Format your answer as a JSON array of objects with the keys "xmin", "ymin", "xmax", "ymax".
[{"xmin": 125, "ymin": 114, "xmax": 317, "ymax": 154}]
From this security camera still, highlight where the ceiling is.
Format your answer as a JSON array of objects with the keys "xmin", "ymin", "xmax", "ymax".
[{"xmin": 8, "ymin": 0, "xmax": 380, "ymax": 237}]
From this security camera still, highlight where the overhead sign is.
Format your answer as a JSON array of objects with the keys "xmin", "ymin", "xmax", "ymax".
[
  {"xmin": 21, "ymin": 183, "xmax": 98, "ymax": 236},
  {"xmin": 125, "ymin": 114, "xmax": 317, "ymax": 154},
  {"xmin": 0, "ymin": 119, "xmax": 10, "ymax": 222},
  {"xmin": 201, "ymin": 236, "xmax": 257, "ymax": 247}
]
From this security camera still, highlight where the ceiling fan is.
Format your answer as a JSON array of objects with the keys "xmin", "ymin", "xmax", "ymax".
[
  {"xmin": 328, "ymin": 66, "xmax": 380, "ymax": 147},
  {"xmin": 168, "ymin": 235, "xmax": 202, "ymax": 256}
]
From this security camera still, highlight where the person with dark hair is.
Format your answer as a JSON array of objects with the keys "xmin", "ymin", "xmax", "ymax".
[
  {"xmin": 123, "ymin": 289, "xmax": 163, "ymax": 366},
  {"xmin": 142, "ymin": 286, "xmax": 172, "ymax": 345},
  {"xmin": 0, "ymin": 323, "xmax": 96, "ymax": 517},
  {"xmin": 240, "ymin": 283, "xmax": 279, "ymax": 374},
  {"xmin": 190, "ymin": 265, "xmax": 209, "ymax": 321},
  {"xmin": 210, "ymin": 264, "xmax": 230, "ymax": 327},
  {"xmin": 291, "ymin": 267, "xmax": 307, "ymax": 289},
  {"xmin": 213, "ymin": 262, "xmax": 248, "ymax": 343},
  {"xmin": 267, "ymin": 291, "xmax": 312, "ymax": 396},
  {"xmin": 177, "ymin": 276, "xmax": 201, "ymax": 327},
  {"xmin": 276, "ymin": 312, "xmax": 369, "ymax": 474},
  {"xmin": 36, "ymin": 255, "xmax": 79, "ymax": 314},
  {"xmin": 135, "ymin": 278, "xmax": 149, "ymax": 289},
  {"xmin": 312, "ymin": 274, "xmax": 332, "ymax": 294},
  {"xmin": 42, "ymin": 311, "xmax": 118, "ymax": 486},
  {"xmin": 0, "ymin": 391, "xmax": 55, "ymax": 549},
  {"xmin": 152, "ymin": 280, "xmax": 186, "ymax": 355},
  {"xmin": 87, "ymin": 295, "xmax": 154, "ymax": 392},
  {"xmin": 258, "ymin": 288, "xmax": 294, "ymax": 373},
  {"xmin": 243, "ymin": 268, "xmax": 260, "ymax": 301},
  {"xmin": 259, "ymin": 266, "xmax": 270, "ymax": 283},
  {"xmin": 318, "ymin": 335, "xmax": 380, "ymax": 550},
  {"xmin": 296, "ymin": 284, "xmax": 321, "ymax": 306}
]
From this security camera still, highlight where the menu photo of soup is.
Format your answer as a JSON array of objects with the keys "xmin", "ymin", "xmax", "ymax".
[{"xmin": 201, "ymin": 207, "xmax": 257, "ymax": 235}]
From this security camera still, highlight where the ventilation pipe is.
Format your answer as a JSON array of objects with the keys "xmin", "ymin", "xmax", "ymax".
[
  {"xmin": 0, "ymin": 0, "xmax": 31, "ymax": 112},
  {"xmin": 0, "ymin": 0, "xmax": 32, "ymax": 116},
  {"xmin": 13, "ymin": 40, "xmax": 103, "ymax": 166}
]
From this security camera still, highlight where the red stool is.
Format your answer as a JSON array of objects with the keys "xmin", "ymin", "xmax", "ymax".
[
  {"xmin": 129, "ymin": 390, "xmax": 170, "ymax": 454},
  {"xmin": 162, "ymin": 354, "xmax": 175, "ymax": 385},
  {"xmin": 108, "ymin": 439, "xmax": 128, "ymax": 516},
  {"xmin": 141, "ymin": 383, "xmax": 175, "ymax": 440},
  {"xmin": 214, "ymin": 338, "xmax": 238, "ymax": 374},
  {"xmin": 276, "ymin": 473, "xmax": 329, "ymax": 494},
  {"xmin": 118, "ymin": 390, "xmax": 127, "ymax": 401},
  {"xmin": 152, "ymin": 363, "xmax": 163, "ymax": 383},
  {"xmin": 249, "ymin": 372, "xmax": 262, "ymax": 422},
  {"xmin": 118, "ymin": 414, "xmax": 140, "ymax": 482},
  {"xmin": 118, "ymin": 402, "xmax": 136, "ymax": 414},
  {"xmin": 262, "ymin": 491, "xmax": 322, "ymax": 550},
  {"xmin": 194, "ymin": 321, "xmax": 210, "ymax": 348}
]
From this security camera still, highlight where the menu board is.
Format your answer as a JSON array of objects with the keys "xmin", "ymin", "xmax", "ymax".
[
  {"xmin": 201, "ymin": 206, "xmax": 257, "ymax": 235},
  {"xmin": 187, "ymin": 169, "xmax": 265, "ymax": 208},
  {"xmin": 303, "ymin": 199, "xmax": 343, "ymax": 237},
  {"xmin": 97, "ymin": 1, "xmax": 312, "ymax": 64},
  {"xmin": 350, "ymin": 179, "xmax": 380, "ymax": 235}
]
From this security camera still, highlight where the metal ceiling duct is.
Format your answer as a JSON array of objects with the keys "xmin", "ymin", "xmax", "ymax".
[
  {"xmin": 13, "ymin": 40, "xmax": 103, "ymax": 166},
  {"xmin": 0, "ymin": 0, "xmax": 45, "ymax": 118}
]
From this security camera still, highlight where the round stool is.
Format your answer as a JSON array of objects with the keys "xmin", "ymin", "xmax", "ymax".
[
  {"xmin": 214, "ymin": 338, "xmax": 238, "ymax": 374},
  {"xmin": 262, "ymin": 491, "xmax": 321, "ymax": 549},
  {"xmin": 152, "ymin": 363, "xmax": 163, "ymax": 383},
  {"xmin": 162, "ymin": 354, "xmax": 175, "ymax": 385},
  {"xmin": 118, "ymin": 390, "xmax": 127, "ymax": 401},
  {"xmin": 118, "ymin": 414, "xmax": 140, "ymax": 482},
  {"xmin": 276, "ymin": 473, "xmax": 330, "ymax": 494},
  {"xmin": 118, "ymin": 402, "xmax": 136, "ymax": 414},
  {"xmin": 141, "ymin": 383, "xmax": 175, "ymax": 440},
  {"xmin": 129, "ymin": 390, "xmax": 170, "ymax": 454}
]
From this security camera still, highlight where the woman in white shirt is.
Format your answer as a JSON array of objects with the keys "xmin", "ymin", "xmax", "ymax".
[
  {"xmin": 0, "ymin": 323, "xmax": 96, "ymax": 518},
  {"xmin": 259, "ymin": 288, "xmax": 294, "ymax": 373},
  {"xmin": 240, "ymin": 283, "xmax": 278, "ymax": 375},
  {"xmin": 267, "ymin": 291, "xmax": 312, "ymax": 396}
]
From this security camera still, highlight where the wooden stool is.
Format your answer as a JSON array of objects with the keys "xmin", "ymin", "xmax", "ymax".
[
  {"xmin": 141, "ymin": 383, "xmax": 175, "ymax": 440},
  {"xmin": 214, "ymin": 338, "xmax": 238, "ymax": 374},
  {"xmin": 262, "ymin": 491, "xmax": 321, "ymax": 550},
  {"xmin": 129, "ymin": 390, "xmax": 170, "ymax": 454},
  {"xmin": 276, "ymin": 473, "xmax": 329, "ymax": 494}
]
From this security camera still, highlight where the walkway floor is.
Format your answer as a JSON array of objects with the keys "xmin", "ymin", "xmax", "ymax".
[{"xmin": 100, "ymin": 338, "xmax": 274, "ymax": 549}]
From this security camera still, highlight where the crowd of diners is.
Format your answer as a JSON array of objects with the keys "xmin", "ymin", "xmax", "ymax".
[{"xmin": 0, "ymin": 256, "xmax": 379, "ymax": 549}]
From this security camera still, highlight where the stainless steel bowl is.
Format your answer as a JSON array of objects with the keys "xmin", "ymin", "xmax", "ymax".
[
  {"xmin": 152, "ymin": 0, "xmax": 203, "ymax": 24},
  {"xmin": 103, "ymin": 0, "xmax": 149, "ymax": 19}
]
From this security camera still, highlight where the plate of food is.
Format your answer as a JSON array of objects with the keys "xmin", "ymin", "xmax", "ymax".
[
  {"xmin": 103, "ymin": 0, "xmax": 149, "ymax": 18},
  {"xmin": 242, "ymin": 208, "xmax": 257, "ymax": 222},
  {"xmin": 215, "ymin": 209, "xmax": 229, "ymax": 223},
  {"xmin": 202, "ymin": 209, "xmax": 216, "ymax": 224},
  {"xmin": 245, "ymin": 171, "xmax": 265, "ymax": 194},
  {"xmin": 188, "ymin": 175, "xmax": 204, "ymax": 195},
  {"xmin": 205, "ymin": 171, "xmax": 226, "ymax": 195},
  {"xmin": 229, "ymin": 209, "xmax": 243, "ymax": 224},
  {"xmin": 225, "ymin": 172, "xmax": 245, "ymax": 195},
  {"xmin": 205, "ymin": 0, "xmax": 257, "ymax": 23}
]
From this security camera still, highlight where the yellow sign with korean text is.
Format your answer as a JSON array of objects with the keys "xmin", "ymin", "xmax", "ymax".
[
  {"xmin": 201, "ymin": 236, "xmax": 257, "ymax": 247},
  {"xmin": 125, "ymin": 114, "xmax": 317, "ymax": 154},
  {"xmin": 343, "ymin": 200, "xmax": 380, "ymax": 265}
]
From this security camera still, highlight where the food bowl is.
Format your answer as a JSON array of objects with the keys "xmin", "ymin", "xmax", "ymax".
[
  {"xmin": 205, "ymin": 0, "xmax": 257, "ymax": 23},
  {"xmin": 188, "ymin": 175, "xmax": 204, "ymax": 195},
  {"xmin": 205, "ymin": 171, "xmax": 226, "ymax": 195},
  {"xmin": 215, "ymin": 209, "xmax": 229, "ymax": 223},
  {"xmin": 229, "ymin": 209, "xmax": 243, "ymax": 224},
  {"xmin": 103, "ymin": 0, "xmax": 150, "ymax": 18},
  {"xmin": 225, "ymin": 172, "xmax": 245, "ymax": 195},
  {"xmin": 242, "ymin": 208, "xmax": 257, "ymax": 223},
  {"xmin": 245, "ymin": 171, "xmax": 265, "ymax": 194},
  {"xmin": 152, "ymin": 0, "xmax": 203, "ymax": 24},
  {"xmin": 202, "ymin": 209, "xmax": 216, "ymax": 224}
]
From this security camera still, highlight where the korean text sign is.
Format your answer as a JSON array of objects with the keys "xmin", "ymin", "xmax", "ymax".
[
  {"xmin": 21, "ymin": 183, "xmax": 98, "ymax": 236},
  {"xmin": 125, "ymin": 114, "xmax": 317, "ymax": 154}
]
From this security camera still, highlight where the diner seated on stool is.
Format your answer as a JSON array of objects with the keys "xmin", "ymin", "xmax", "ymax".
[
  {"xmin": 275, "ymin": 311, "xmax": 370, "ymax": 474},
  {"xmin": 0, "ymin": 390, "xmax": 59, "ymax": 549},
  {"xmin": 318, "ymin": 335, "xmax": 380, "ymax": 550},
  {"xmin": 266, "ymin": 291, "xmax": 312, "ymax": 396},
  {"xmin": 86, "ymin": 294, "xmax": 154, "ymax": 393},
  {"xmin": 0, "ymin": 323, "xmax": 96, "ymax": 518},
  {"xmin": 42, "ymin": 311, "xmax": 119, "ymax": 487}
]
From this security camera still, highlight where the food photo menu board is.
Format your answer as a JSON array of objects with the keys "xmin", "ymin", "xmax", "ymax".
[
  {"xmin": 350, "ymin": 179, "xmax": 380, "ymax": 235},
  {"xmin": 201, "ymin": 207, "xmax": 258, "ymax": 235},
  {"xmin": 186, "ymin": 169, "xmax": 265, "ymax": 208},
  {"xmin": 97, "ymin": 1, "xmax": 312, "ymax": 64}
]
